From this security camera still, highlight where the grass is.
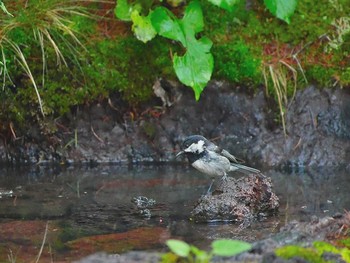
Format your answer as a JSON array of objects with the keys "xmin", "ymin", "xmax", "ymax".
[
  {"xmin": 262, "ymin": 42, "xmax": 307, "ymax": 136},
  {"xmin": 0, "ymin": 0, "xmax": 112, "ymax": 116}
]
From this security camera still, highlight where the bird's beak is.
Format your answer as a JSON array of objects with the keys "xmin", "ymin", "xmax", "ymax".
[{"xmin": 175, "ymin": 150, "xmax": 185, "ymax": 158}]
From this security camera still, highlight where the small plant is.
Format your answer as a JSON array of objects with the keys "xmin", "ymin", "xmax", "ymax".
[
  {"xmin": 262, "ymin": 42, "xmax": 307, "ymax": 136},
  {"xmin": 115, "ymin": 0, "xmax": 298, "ymax": 100},
  {"xmin": 161, "ymin": 239, "xmax": 252, "ymax": 263},
  {"xmin": 0, "ymin": 0, "xmax": 101, "ymax": 116},
  {"xmin": 263, "ymin": 60, "xmax": 298, "ymax": 136},
  {"xmin": 275, "ymin": 241, "xmax": 350, "ymax": 263}
]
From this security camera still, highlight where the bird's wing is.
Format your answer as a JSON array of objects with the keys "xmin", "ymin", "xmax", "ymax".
[
  {"xmin": 230, "ymin": 163, "xmax": 261, "ymax": 174},
  {"xmin": 220, "ymin": 149, "xmax": 245, "ymax": 164}
]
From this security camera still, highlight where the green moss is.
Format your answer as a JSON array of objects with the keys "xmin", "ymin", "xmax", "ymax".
[
  {"xmin": 275, "ymin": 241, "xmax": 350, "ymax": 263},
  {"xmin": 276, "ymin": 245, "xmax": 326, "ymax": 263},
  {"xmin": 340, "ymin": 67, "xmax": 350, "ymax": 86},
  {"xmin": 212, "ymin": 40, "xmax": 261, "ymax": 84},
  {"xmin": 81, "ymin": 36, "xmax": 175, "ymax": 105},
  {"xmin": 306, "ymin": 66, "xmax": 337, "ymax": 87}
]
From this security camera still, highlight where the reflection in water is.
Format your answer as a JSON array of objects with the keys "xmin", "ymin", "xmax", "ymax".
[{"xmin": 0, "ymin": 164, "xmax": 349, "ymax": 260}]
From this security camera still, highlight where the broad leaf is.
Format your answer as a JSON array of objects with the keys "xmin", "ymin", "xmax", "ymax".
[
  {"xmin": 166, "ymin": 239, "xmax": 191, "ymax": 257},
  {"xmin": 264, "ymin": 0, "xmax": 297, "ymax": 24},
  {"xmin": 131, "ymin": 10, "xmax": 157, "ymax": 43},
  {"xmin": 212, "ymin": 239, "xmax": 252, "ymax": 257},
  {"xmin": 114, "ymin": 0, "xmax": 132, "ymax": 21},
  {"xmin": 151, "ymin": 8, "xmax": 185, "ymax": 43},
  {"xmin": 173, "ymin": 38, "xmax": 213, "ymax": 100},
  {"xmin": 207, "ymin": 0, "xmax": 240, "ymax": 12},
  {"xmin": 151, "ymin": 1, "xmax": 213, "ymax": 100}
]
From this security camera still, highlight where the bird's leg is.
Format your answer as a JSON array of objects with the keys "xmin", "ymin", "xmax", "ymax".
[
  {"xmin": 221, "ymin": 173, "xmax": 228, "ymax": 183},
  {"xmin": 206, "ymin": 178, "xmax": 215, "ymax": 195}
]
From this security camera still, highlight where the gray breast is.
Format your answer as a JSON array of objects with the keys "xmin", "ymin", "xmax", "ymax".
[{"xmin": 191, "ymin": 151, "xmax": 231, "ymax": 177}]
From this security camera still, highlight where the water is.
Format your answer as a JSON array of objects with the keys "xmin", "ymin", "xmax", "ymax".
[{"xmin": 0, "ymin": 164, "xmax": 349, "ymax": 262}]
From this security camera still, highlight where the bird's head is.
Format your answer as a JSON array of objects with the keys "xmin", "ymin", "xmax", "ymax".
[{"xmin": 176, "ymin": 135, "xmax": 208, "ymax": 158}]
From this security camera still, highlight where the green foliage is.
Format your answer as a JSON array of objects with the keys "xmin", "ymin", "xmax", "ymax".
[
  {"xmin": 92, "ymin": 37, "xmax": 173, "ymax": 103},
  {"xmin": 275, "ymin": 241, "xmax": 350, "ymax": 263},
  {"xmin": 115, "ymin": 0, "xmax": 133, "ymax": 21},
  {"xmin": 0, "ymin": 0, "xmax": 95, "ymax": 116},
  {"xmin": 131, "ymin": 10, "xmax": 157, "ymax": 43},
  {"xmin": 166, "ymin": 240, "xmax": 191, "ymax": 257},
  {"xmin": 305, "ymin": 66, "xmax": 336, "ymax": 87},
  {"xmin": 151, "ymin": 1, "xmax": 214, "ymax": 100},
  {"xmin": 213, "ymin": 40, "xmax": 261, "ymax": 84},
  {"xmin": 0, "ymin": 0, "xmax": 175, "ymax": 132},
  {"xmin": 206, "ymin": 0, "xmax": 239, "ymax": 12},
  {"xmin": 211, "ymin": 239, "xmax": 252, "ymax": 256},
  {"xmin": 1, "ymin": 0, "xmax": 350, "ymax": 136},
  {"xmin": 264, "ymin": 0, "xmax": 297, "ymax": 24},
  {"xmin": 162, "ymin": 239, "xmax": 252, "ymax": 263},
  {"xmin": 115, "ymin": 0, "xmax": 298, "ymax": 100}
]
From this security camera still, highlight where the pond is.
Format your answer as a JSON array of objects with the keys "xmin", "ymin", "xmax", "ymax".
[{"xmin": 0, "ymin": 164, "xmax": 349, "ymax": 262}]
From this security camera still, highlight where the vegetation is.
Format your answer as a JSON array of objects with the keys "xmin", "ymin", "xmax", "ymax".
[
  {"xmin": 161, "ymin": 239, "xmax": 252, "ymax": 263},
  {"xmin": 114, "ymin": 0, "xmax": 297, "ymax": 100},
  {"xmin": 0, "ymin": 0, "xmax": 349, "ymax": 136},
  {"xmin": 275, "ymin": 240, "xmax": 350, "ymax": 263}
]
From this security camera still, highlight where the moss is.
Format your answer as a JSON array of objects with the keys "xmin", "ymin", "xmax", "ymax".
[
  {"xmin": 306, "ymin": 66, "xmax": 337, "ymax": 87},
  {"xmin": 340, "ymin": 67, "xmax": 350, "ymax": 86},
  {"xmin": 80, "ymin": 36, "xmax": 175, "ymax": 105},
  {"xmin": 212, "ymin": 40, "xmax": 261, "ymax": 84},
  {"xmin": 275, "ymin": 241, "xmax": 350, "ymax": 263}
]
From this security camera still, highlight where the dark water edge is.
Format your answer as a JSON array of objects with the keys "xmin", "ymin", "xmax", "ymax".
[{"xmin": 0, "ymin": 164, "xmax": 349, "ymax": 261}]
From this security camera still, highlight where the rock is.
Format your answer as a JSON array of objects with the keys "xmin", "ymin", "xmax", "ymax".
[
  {"xmin": 3, "ymin": 83, "xmax": 350, "ymax": 167},
  {"xmin": 190, "ymin": 174, "xmax": 279, "ymax": 223}
]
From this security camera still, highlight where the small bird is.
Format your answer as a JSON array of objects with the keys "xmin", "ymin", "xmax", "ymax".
[{"xmin": 176, "ymin": 135, "xmax": 260, "ymax": 192}]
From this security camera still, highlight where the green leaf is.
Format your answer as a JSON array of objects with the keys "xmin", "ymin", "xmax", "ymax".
[
  {"xmin": 166, "ymin": 239, "xmax": 191, "ymax": 257},
  {"xmin": 173, "ymin": 40, "xmax": 213, "ymax": 100},
  {"xmin": 190, "ymin": 245, "xmax": 210, "ymax": 261},
  {"xmin": 131, "ymin": 10, "xmax": 157, "ymax": 43},
  {"xmin": 151, "ymin": 1, "xmax": 213, "ymax": 100},
  {"xmin": 206, "ymin": 0, "xmax": 240, "ymax": 12},
  {"xmin": 264, "ymin": 0, "xmax": 297, "ymax": 24},
  {"xmin": 114, "ymin": 0, "xmax": 132, "ymax": 21},
  {"xmin": 151, "ymin": 8, "xmax": 185, "ymax": 43},
  {"xmin": 211, "ymin": 239, "xmax": 252, "ymax": 257}
]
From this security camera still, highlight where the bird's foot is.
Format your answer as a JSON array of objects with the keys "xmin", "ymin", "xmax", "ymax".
[
  {"xmin": 221, "ymin": 174, "xmax": 228, "ymax": 183},
  {"xmin": 205, "ymin": 179, "xmax": 215, "ymax": 195}
]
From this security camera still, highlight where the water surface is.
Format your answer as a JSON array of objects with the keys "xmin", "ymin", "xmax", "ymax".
[{"xmin": 0, "ymin": 164, "xmax": 349, "ymax": 261}]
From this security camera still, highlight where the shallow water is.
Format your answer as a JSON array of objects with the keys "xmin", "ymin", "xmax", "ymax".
[{"xmin": 0, "ymin": 164, "xmax": 349, "ymax": 261}]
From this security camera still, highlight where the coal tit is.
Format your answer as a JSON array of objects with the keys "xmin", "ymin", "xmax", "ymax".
[{"xmin": 176, "ymin": 135, "xmax": 260, "ymax": 181}]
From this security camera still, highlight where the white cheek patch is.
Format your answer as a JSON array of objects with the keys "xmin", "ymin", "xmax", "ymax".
[{"xmin": 184, "ymin": 140, "xmax": 205, "ymax": 153}]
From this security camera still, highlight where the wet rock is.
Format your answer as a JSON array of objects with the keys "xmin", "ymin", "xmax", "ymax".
[
  {"xmin": 191, "ymin": 174, "xmax": 279, "ymax": 223},
  {"xmin": 73, "ymin": 251, "xmax": 161, "ymax": 263},
  {"xmin": 3, "ymin": 83, "xmax": 350, "ymax": 167}
]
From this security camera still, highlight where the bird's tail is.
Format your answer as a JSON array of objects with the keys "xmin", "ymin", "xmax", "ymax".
[{"xmin": 230, "ymin": 163, "xmax": 260, "ymax": 174}]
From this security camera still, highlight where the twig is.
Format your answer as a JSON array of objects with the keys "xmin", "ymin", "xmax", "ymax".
[
  {"xmin": 293, "ymin": 137, "xmax": 302, "ymax": 151},
  {"xmin": 91, "ymin": 125, "xmax": 104, "ymax": 143},
  {"xmin": 9, "ymin": 122, "xmax": 17, "ymax": 140},
  {"xmin": 35, "ymin": 222, "xmax": 49, "ymax": 263}
]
